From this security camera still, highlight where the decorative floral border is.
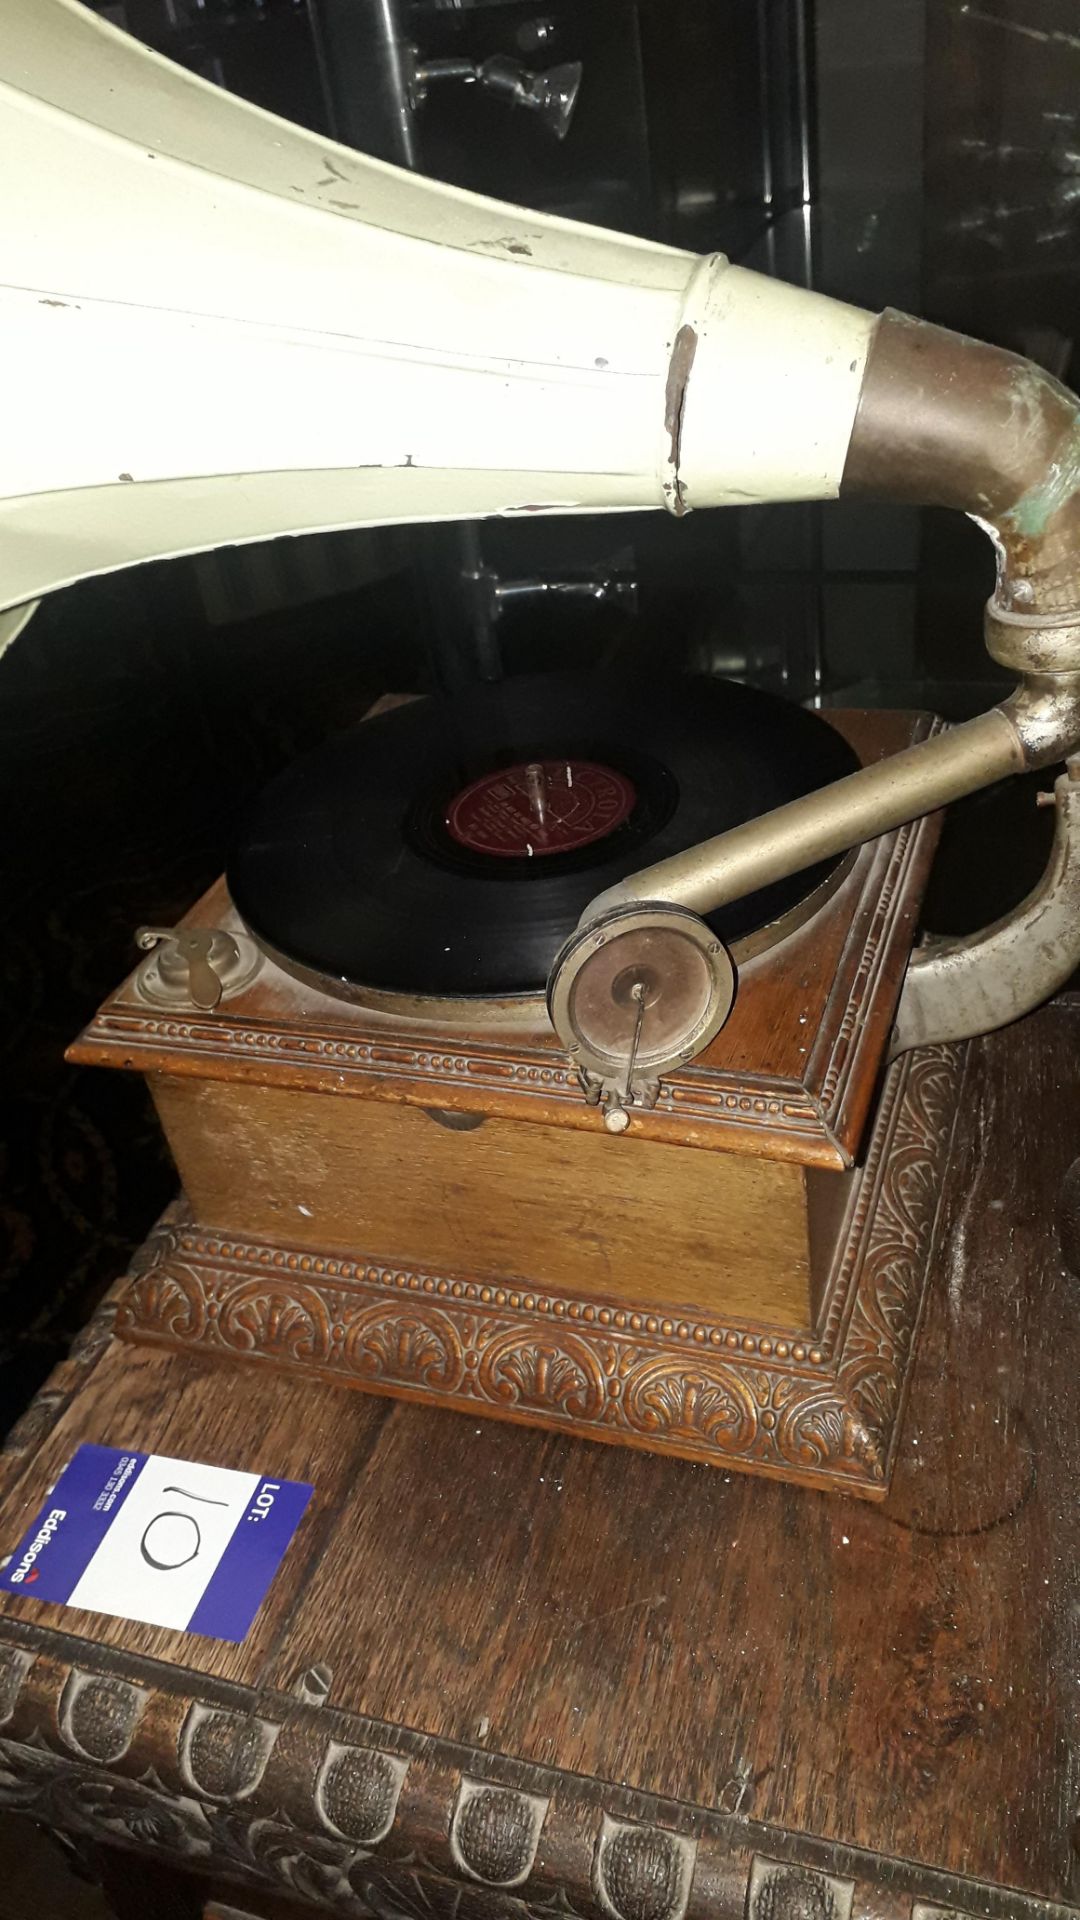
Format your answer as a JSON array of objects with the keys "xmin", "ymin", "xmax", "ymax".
[{"xmin": 118, "ymin": 1046, "xmax": 963, "ymax": 1497}]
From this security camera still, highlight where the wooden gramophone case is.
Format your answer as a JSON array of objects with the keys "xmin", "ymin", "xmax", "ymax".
[{"xmin": 70, "ymin": 708, "xmax": 961, "ymax": 1501}]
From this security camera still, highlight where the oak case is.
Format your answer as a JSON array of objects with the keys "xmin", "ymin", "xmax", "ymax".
[{"xmin": 70, "ymin": 711, "xmax": 961, "ymax": 1497}]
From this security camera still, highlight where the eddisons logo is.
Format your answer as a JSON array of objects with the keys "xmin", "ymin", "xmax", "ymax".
[{"xmin": 9, "ymin": 1508, "xmax": 66, "ymax": 1584}]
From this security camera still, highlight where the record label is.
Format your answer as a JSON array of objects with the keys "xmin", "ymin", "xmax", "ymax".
[{"xmin": 445, "ymin": 758, "xmax": 636, "ymax": 859}]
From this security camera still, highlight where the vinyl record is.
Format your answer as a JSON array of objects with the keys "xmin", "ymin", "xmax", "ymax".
[{"xmin": 228, "ymin": 671, "xmax": 860, "ymax": 1000}]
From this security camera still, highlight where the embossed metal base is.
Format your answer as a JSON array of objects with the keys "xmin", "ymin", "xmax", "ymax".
[{"xmin": 115, "ymin": 1045, "xmax": 964, "ymax": 1499}]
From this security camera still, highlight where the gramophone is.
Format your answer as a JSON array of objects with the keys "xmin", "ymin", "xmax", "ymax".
[{"xmin": 4, "ymin": 0, "xmax": 1080, "ymax": 1495}]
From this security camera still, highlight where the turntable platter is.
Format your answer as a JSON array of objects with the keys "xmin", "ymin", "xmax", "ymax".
[{"xmin": 227, "ymin": 672, "xmax": 859, "ymax": 1002}]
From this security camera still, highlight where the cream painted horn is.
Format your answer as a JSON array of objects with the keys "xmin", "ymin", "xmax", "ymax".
[{"xmin": 3, "ymin": 0, "xmax": 1080, "ymax": 1110}]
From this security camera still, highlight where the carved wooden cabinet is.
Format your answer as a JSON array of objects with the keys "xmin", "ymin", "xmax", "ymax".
[
  {"xmin": 0, "ymin": 1005, "xmax": 1077, "ymax": 1920},
  {"xmin": 68, "ymin": 713, "xmax": 959, "ymax": 1499}
]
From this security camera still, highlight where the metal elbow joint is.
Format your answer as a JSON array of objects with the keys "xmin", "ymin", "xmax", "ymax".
[
  {"xmin": 579, "ymin": 312, "xmax": 1080, "ymax": 931},
  {"xmin": 999, "ymin": 673, "xmax": 1080, "ymax": 769},
  {"xmin": 844, "ymin": 309, "xmax": 1080, "ymax": 767},
  {"xmin": 561, "ymin": 310, "xmax": 1080, "ymax": 1075}
]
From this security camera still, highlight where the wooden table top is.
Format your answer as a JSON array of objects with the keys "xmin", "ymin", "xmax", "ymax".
[{"xmin": 0, "ymin": 1003, "xmax": 1077, "ymax": 1920}]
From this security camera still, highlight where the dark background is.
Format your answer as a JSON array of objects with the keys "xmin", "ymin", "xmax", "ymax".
[{"xmin": 3, "ymin": 0, "xmax": 1077, "ymax": 1426}]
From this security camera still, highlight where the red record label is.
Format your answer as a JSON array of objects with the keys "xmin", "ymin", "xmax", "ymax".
[{"xmin": 446, "ymin": 759, "xmax": 636, "ymax": 859}]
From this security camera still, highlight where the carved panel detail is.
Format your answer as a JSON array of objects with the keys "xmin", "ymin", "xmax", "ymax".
[
  {"xmin": 316, "ymin": 1741, "xmax": 408, "ymax": 1843},
  {"xmin": 2, "ymin": 1390, "xmax": 69, "ymax": 1460},
  {"xmin": 0, "ymin": 1737, "xmax": 371, "ymax": 1913},
  {"xmin": 452, "ymin": 1779, "xmax": 548, "ymax": 1886},
  {"xmin": 748, "ymin": 1857, "xmax": 854, "ymax": 1920},
  {"xmin": 0, "ymin": 1669, "xmax": 1040, "ymax": 1920},
  {"xmin": 812, "ymin": 779, "xmax": 939, "ymax": 1121},
  {"xmin": 0, "ymin": 1737, "xmax": 579, "ymax": 1920},
  {"xmin": 129, "ymin": 1240, "xmax": 829, "ymax": 1364},
  {"xmin": 0, "ymin": 1649, "xmax": 32, "ymax": 1726},
  {"xmin": 119, "ymin": 1046, "xmax": 962, "ymax": 1494},
  {"xmin": 87, "ymin": 1006, "xmax": 824, "ymax": 1137},
  {"xmin": 594, "ymin": 1816, "xmax": 695, "ymax": 1920},
  {"xmin": 59, "ymin": 1670, "xmax": 148, "ymax": 1763},
  {"xmin": 178, "ymin": 1705, "xmax": 279, "ymax": 1801}
]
